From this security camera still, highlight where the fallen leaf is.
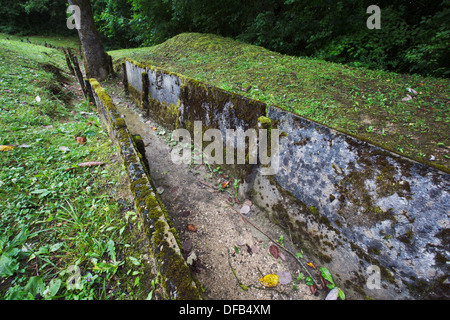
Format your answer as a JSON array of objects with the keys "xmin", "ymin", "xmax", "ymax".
[
  {"xmin": 76, "ymin": 136, "xmax": 87, "ymax": 144},
  {"xmin": 277, "ymin": 271, "xmax": 292, "ymax": 285},
  {"xmin": 187, "ymin": 224, "xmax": 197, "ymax": 232},
  {"xmin": 221, "ymin": 181, "xmax": 229, "ymax": 188},
  {"xmin": 320, "ymin": 274, "xmax": 327, "ymax": 289},
  {"xmin": 156, "ymin": 187, "xmax": 164, "ymax": 194},
  {"xmin": 307, "ymin": 262, "xmax": 316, "ymax": 269},
  {"xmin": 240, "ymin": 204, "xmax": 250, "ymax": 215},
  {"xmin": 325, "ymin": 287, "xmax": 339, "ymax": 300},
  {"xmin": 182, "ymin": 239, "xmax": 193, "ymax": 254},
  {"xmin": 0, "ymin": 145, "xmax": 15, "ymax": 152},
  {"xmin": 181, "ymin": 210, "xmax": 190, "ymax": 217},
  {"xmin": 260, "ymin": 274, "xmax": 279, "ymax": 288},
  {"xmin": 77, "ymin": 161, "xmax": 104, "ymax": 167},
  {"xmin": 406, "ymin": 87, "xmax": 417, "ymax": 95},
  {"xmin": 402, "ymin": 94, "xmax": 412, "ymax": 102},
  {"xmin": 310, "ymin": 284, "xmax": 317, "ymax": 295},
  {"xmin": 269, "ymin": 244, "xmax": 279, "ymax": 259}
]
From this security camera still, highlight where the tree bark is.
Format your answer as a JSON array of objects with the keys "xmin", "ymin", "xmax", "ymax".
[{"xmin": 68, "ymin": 0, "xmax": 111, "ymax": 81}]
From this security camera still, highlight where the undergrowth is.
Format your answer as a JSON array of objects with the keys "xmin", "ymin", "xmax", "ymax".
[{"xmin": 0, "ymin": 35, "xmax": 154, "ymax": 300}]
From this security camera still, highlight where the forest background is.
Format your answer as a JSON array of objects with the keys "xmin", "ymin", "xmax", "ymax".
[{"xmin": 0, "ymin": 0, "xmax": 448, "ymax": 78}]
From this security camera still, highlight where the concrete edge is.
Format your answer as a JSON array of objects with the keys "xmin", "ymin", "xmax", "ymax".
[{"xmin": 88, "ymin": 78, "xmax": 203, "ymax": 300}]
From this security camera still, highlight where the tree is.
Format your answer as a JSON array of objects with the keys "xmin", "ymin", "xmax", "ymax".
[{"xmin": 68, "ymin": 0, "xmax": 112, "ymax": 81}]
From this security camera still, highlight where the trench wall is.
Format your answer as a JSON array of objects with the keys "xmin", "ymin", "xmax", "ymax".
[
  {"xmin": 89, "ymin": 78, "xmax": 203, "ymax": 300},
  {"xmin": 123, "ymin": 58, "xmax": 449, "ymax": 300}
]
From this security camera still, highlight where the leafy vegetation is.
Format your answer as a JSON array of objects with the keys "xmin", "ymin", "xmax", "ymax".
[
  {"xmin": 0, "ymin": 35, "xmax": 155, "ymax": 300},
  {"xmin": 1, "ymin": 1, "xmax": 448, "ymax": 78},
  {"xmin": 110, "ymin": 33, "xmax": 450, "ymax": 170}
]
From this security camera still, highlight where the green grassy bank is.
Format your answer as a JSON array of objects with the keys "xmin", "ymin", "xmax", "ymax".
[
  {"xmin": 0, "ymin": 35, "xmax": 154, "ymax": 300},
  {"xmin": 110, "ymin": 33, "xmax": 449, "ymax": 171}
]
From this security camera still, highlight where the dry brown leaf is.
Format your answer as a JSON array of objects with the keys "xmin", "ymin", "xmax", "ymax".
[
  {"xmin": 181, "ymin": 210, "xmax": 190, "ymax": 217},
  {"xmin": 269, "ymin": 244, "xmax": 279, "ymax": 259},
  {"xmin": 76, "ymin": 136, "xmax": 87, "ymax": 145}
]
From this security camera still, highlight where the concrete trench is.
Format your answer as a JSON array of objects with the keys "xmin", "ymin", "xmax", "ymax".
[{"xmin": 87, "ymin": 58, "xmax": 449, "ymax": 300}]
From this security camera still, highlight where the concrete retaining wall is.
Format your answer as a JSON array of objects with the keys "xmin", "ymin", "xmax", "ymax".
[
  {"xmin": 89, "ymin": 79, "xmax": 203, "ymax": 300},
  {"xmin": 123, "ymin": 59, "xmax": 449, "ymax": 300}
]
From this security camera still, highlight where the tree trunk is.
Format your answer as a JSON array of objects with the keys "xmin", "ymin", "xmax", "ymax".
[{"xmin": 68, "ymin": 0, "xmax": 111, "ymax": 81}]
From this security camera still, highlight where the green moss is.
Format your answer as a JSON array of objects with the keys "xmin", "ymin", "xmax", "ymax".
[
  {"xmin": 90, "ymin": 78, "xmax": 202, "ymax": 300},
  {"xmin": 258, "ymin": 116, "xmax": 272, "ymax": 128},
  {"xmin": 114, "ymin": 117, "xmax": 126, "ymax": 128},
  {"xmin": 309, "ymin": 205, "xmax": 319, "ymax": 217}
]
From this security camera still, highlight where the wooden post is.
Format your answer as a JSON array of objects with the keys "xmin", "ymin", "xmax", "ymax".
[
  {"xmin": 72, "ymin": 55, "xmax": 87, "ymax": 98},
  {"xmin": 84, "ymin": 79, "xmax": 95, "ymax": 104},
  {"xmin": 63, "ymin": 48, "xmax": 75, "ymax": 75}
]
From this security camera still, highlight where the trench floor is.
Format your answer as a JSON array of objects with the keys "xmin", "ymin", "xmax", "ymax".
[{"xmin": 103, "ymin": 79, "xmax": 322, "ymax": 300}]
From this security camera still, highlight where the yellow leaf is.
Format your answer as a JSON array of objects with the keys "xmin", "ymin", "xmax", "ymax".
[
  {"xmin": 260, "ymin": 274, "xmax": 279, "ymax": 288},
  {"xmin": 307, "ymin": 262, "xmax": 316, "ymax": 269},
  {"xmin": 0, "ymin": 145, "xmax": 15, "ymax": 152}
]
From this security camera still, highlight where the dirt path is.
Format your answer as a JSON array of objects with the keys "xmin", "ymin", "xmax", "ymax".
[{"xmin": 103, "ymin": 80, "xmax": 321, "ymax": 300}]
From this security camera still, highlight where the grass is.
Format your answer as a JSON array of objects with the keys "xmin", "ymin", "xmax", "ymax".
[
  {"xmin": 0, "ymin": 33, "xmax": 80, "ymax": 50},
  {"xmin": 0, "ymin": 35, "xmax": 155, "ymax": 300},
  {"xmin": 110, "ymin": 32, "xmax": 450, "ymax": 171}
]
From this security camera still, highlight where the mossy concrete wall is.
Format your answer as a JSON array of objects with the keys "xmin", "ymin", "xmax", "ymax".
[
  {"xmin": 125, "ymin": 58, "xmax": 266, "ymax": 180},
  {"xmin": 123, "ymin": 59, "xmax": 449, "ymax": 300},
  {"xmin": 257, "ymin": 106, "xmax": 449, "ymax": 299},
  {"xmin": 89, "ymin": 78, "xmax": 203, "ymax": 300}
]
